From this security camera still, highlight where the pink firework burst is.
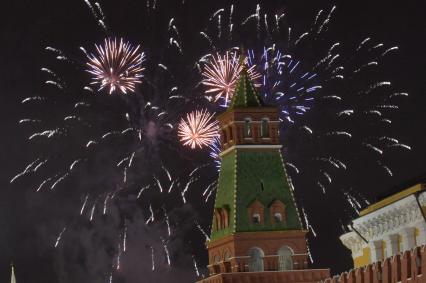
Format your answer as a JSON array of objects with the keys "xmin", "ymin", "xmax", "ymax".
[
  {"xmin": 86, "ymin": 38, "xmax": 145, "ymax": 94},
  {"xmin": 201, "ymin": 51, "xmax": 261, "ymax": 105},
  {"xmin": 178, "ymin": 109, "xmax": 219, "ymax": 149}
]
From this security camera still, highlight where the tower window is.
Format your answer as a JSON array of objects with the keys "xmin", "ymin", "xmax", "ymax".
[
  {"xmin": 244, "ymin": 118, "xmax": 252, "ymax": 138},
  {"xmin": 228, "ymin": 126, "xmax": 233, "ymax": 141},
  {"xmin": 261, "ymin": 118, "xmax": 269, "ymax": 138},
  {"xmin": 274, "ymin": 213, "xmax": 282, "ymax": 223},
  {"xmin": 252, "ymin": 213, "xmax": 261, "ymax": 223}
]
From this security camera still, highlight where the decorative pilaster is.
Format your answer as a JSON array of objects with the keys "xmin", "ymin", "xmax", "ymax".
[
  {"xmin": 370, "ymin": 241, "xmax": 383, "ymax": 263},
  {"xmin": 384, "ymin": 234, "xmax": 399, "ymax": 257},
  {"xmin": 400, "ymin": 227, "xmax": 416, "ymax": 252}
]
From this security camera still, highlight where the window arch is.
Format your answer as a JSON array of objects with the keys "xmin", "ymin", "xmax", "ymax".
[
  {"xmin": 274, "ymin": 212, "xmax": 282, "ymax": 223},
  {"xmin": 252, "ymin": 213, "xmax": 261, "ymax": 223},
  {"xmin": 261, "ymin": 118, "xmax": 270, "ymax": 138},
  {"xmin": 219, "ymin": 207, "xmax": 229, "ymax": 229},
  {"xmin": 214, "ymin": 209, "xmax": 222, "ymax": 231},
  {"xmin": 269, "ymin": 199, "xmax": 286, "ymax": 224},
  {"xmin": 244, "ymin": 118, "xmax": 252, "ymax": 138},
  {"xmin": 278, "ymin": 246, "xmax": 293, "ymax": 271},
  {"xmin": 248, "ymin": 247, "xmax": 264, "ymax": 272},
  {"xmin": 248, "ymin": 200, "xmax": 264, "ymax": 225}
]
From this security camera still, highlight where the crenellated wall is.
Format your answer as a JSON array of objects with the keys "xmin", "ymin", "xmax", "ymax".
[{"xmin": 323, "ymin": 246, "xmax": 426, "ymax": 283}]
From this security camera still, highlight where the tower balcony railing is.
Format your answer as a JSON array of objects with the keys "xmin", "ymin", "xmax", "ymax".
[{"xmin": 208, "ymin": 254, "xmax": 309, "ymax": 275}]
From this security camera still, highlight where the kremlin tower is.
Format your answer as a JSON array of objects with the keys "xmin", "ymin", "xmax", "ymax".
[{"xmin": 196, "ymin": 69, "xmax": 330, "ymax": 283}]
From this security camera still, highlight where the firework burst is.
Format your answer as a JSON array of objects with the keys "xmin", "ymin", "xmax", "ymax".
[
  {"xmin": 201, "ymin": 51, "xmax": 261, "ymax": 105},
  {"xmin": 178, "ymin": 109, "xmax": 219, "ymax": 149},
  {"xmin": 86, "ymin": 38, "xmax": 145, "ymax": 94}
]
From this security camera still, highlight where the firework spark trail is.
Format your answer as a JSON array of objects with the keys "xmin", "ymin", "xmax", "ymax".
[
  {"xmin": 154, "ymin": 176, "xmax": 163, "ymax": 193},
  {"xmin": 356, "ymin": 37, "xmax": 371, "ymax": 51},
  {"xmin": 83, "ymin": 0, "xmax": 107, "ymax": 30},
  {"xmin": 145, "ymin": 205, "xmax": 154, "ymax": 224},
  {"xmin": 301, "ymin": 207, "xmax": 317, "ymax": 237},
  {"xmin": 168, "ymin": 180, "xmax": 175, "ymax": 193},
  {"xmin": 54, "ymin": 226, "xmax": 67, "ymax": 248},
  {"xmin": 343, "ymin": 191, "xmax": 362, "ymax": 214},
  {"xmin": 317, "ymin": 181, "xmax": 326, "ymax": 194},
  {"xmin": 162, "ymin": 166, "xmax": 172, "ymax": 181},
  {"xmin": 178, "ymin": 109, "xmax": 219, "ymax": 149},
  {"xmin": 325, "ymin": 131, "xmax": 352, "ymax": 138},
  {"xmin": 29, "ymin": 129, "xmax": 60, "ymax": 140},
  {"xmin": 86, "ymin": 38, "xmax": 145, "ymax": 94},
  {"xmin": 317, "ymin": 6, "xmax": 336, "ymax": 35},
  {"xmin": 33, "ymin": 159, "xmax": 49, "ymax": 172},
  {"xmin": 86, "ymin": 140, "xmax": 97, "ymax": 147},
  {"xmin": 161, "ymin": 238, "xmax": 171, "ymax": 266},
  {"xmin": 123, "ymin": 223, "xmax": 127, "ymax": 252},
  {"xmin": 137, "ymin": 185, "xmax": 150, "ymax": 199},
  {"xmin": 69, "ymin": 159, "xmax": 82, "ymax": 170},
  {"xmin": 51, "ymin": 173, "xmax": 69, "ymax": 190},
  {"xmin": 364, "ymin": 81, "xmax": 391, "ymax": 94},
  {"xmin": 363, "ymin": 143, "xmax": 383, "ymax": 154},
  {"xmin": 286, "ymin": 163, "xmax": 300, "ymax": 174},
  {"xmin": 192, "ymin": 255, "xmax": 200, "ymax": 277},
  {"xmin": 195, "ymin": 221, "xmax": 210, "ymax": 241},
  {"xmin": 181, "ymin": 177, "xmax": 197, "ymax": 204},
  {"xmin": 116, "ymin": 243, "xmax": 121, "ymax": 270},
  {"xmin": 80, "ymin": 194, "xmax": 90, "ymax": 215},
  {"xmin": 389, "ymin": 143, "xmax": 411, "ymax": 150},
  {"xmin": 150, "ymin": 246, "xmax": 155, "ymax": 271},
  {"xmin": 381, "ymin": 46, "xmax": 399, "ymax": 57},
  {"xmin": 103, "ymin": 194, "xmax": 110, "ymax": 214},
  {"xmin": 10, "ymin": 159, "xmax": 40, "ymax": 183},
  {"xmin": 229, "ymin": 5, "xmax": 234, "ymax": 38},
  {"xmin": 21, "ymin": 96, "xmax": 45, "ymax": 104},
  {"xmin": 378, "ymin": 161, "xmax": 393, "ymax": 176},
  {"xmin": 163, "ymin": 209, "xmax": 171, "ymax": 236},
  {"xmin": 36, "ymin": 177, "xmax": 52, "ymax": 192}
]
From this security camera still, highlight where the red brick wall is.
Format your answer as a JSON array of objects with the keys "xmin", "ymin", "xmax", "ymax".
[{"xmin": 323, "ymin": 246, "xmax": 426, "ymax": 283}]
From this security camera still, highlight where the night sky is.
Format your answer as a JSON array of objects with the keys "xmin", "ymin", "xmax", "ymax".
[{"xmin": 1, "ymin": 0, "xmax": 426, "ymax": 283}]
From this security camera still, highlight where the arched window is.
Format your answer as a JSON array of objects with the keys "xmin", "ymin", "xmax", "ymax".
[
  {"xmin": 228, "ymin": 126, "xmax": 233, "ymax": 141},
  {"xmin": 248, "ymin": 247, "xmax": 264, "ymax": 272},
  {"xmin": 274, "ymin": 213, "xmax": 282, "ymax": 223},
  {"xmin": 269, "ymin": 199, "xmax": 286, "ymax": 224},
  {"xmin": 278, "ymin": 246, "xmax": 293, "ymax": 271},
  {"xmin": 214, "ymin": 209, "xmax": 222, "ymax": 230},
  {"xmin": 244, "ymin": 118, "xmax": 252, "ymax": 138},
  {"xmin": 224, "ymin": 250, "xmax": 231, "ymax": 262},
  {"xmin": 261, "ymin": 118, "xmax": 269, "ymax": 138},
  {"xmin": 252, "ymin": 213, "xmax": 261, "ymax": 224},
  {"xmin": 220, "ymin": 207, "xmax": 229, "ymax": 229},
  {"xmin": 214, "ymin": 254, "xmax": 221, "ymax": 264},
  {"xmin": 248, "ymin": 200, "xmax": 264, "ymax": 224}
]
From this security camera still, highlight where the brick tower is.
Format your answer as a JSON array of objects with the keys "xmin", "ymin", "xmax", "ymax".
[{"xmin": 197, "ymin": 70, "xmax": 330, "ymax": 283}]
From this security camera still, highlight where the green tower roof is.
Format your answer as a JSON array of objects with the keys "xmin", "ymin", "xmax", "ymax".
[
  {"xmin": 211, "ymin": 149, "xmax": 303, "ymax": 241},
  {"xmin": 229, "ymin": 68, "xmax": 262, "ymax": 109}
]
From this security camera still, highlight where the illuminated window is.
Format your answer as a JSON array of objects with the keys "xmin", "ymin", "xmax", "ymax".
[
  {"xmin": 274, "ymin": 213, "xmax": 282, "ymax": 223},
  {"xmin": 252, "ymin": 213, "xmax": 261, "ymax": 223},
  {"xmin": 244, "ymin": 118, "xmax": 252, "ymax": 138}
]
